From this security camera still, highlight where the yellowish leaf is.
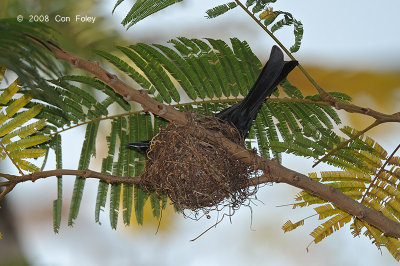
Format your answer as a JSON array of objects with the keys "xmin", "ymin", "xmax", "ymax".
[
  {"xmin": 13, "ymin": 159, "xmax": 39, "ymax": 172},
  {"xmin": 0, "ymin": 79, "xmax": 20, "ymax": 104},
  {"xmin": 9, "ymin": 148, "xmax": 47, "ymax": 159},
  {"xmin": 282, "ymin": 219, "xmax": 305, "ymax": 232},
  {"xmin": 6, "ymin": 135, "xmax": 50, "ymax": 151},
  {"xmin": 0, "ymin": 104, "xmax": 42, "ymax": 137}
]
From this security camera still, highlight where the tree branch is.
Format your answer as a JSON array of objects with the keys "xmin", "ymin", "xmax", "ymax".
[
  {"xmin": 12, "ymin": 40, "xmax": 399, "ymax": 238},
  {"xmin": 1, "ymin": 169, "xmax": 141, "ymax": 186},
  {"xmin": 247, "ymin": 161, "xmax": 400, "ymax": 238},
  {"xmin": 361, "ymin": 144, "xmax": 400, "ymax": 203},
  {"xmin": 325, "ymin": 98, "xmax": 400, "ymax": 123}
]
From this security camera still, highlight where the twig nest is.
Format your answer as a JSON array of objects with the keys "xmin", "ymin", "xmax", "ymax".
[{"xmin": 138, "ymin": 113, "xmax": 256, "ymax": 214}]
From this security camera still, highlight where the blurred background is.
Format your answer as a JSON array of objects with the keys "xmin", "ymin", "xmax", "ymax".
[{"xmin": 1, "ymin": 0, "xmax": 400, "ymax": 265}]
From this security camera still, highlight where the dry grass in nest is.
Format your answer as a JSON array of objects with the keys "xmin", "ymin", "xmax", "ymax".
[{"xmin": 138, "ymin": 113, "xmax": 258, "ymax": 216}]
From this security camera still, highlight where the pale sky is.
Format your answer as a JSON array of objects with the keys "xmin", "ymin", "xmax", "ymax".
[{"xmin": 107, "ymin": 0, "xmax": 400, "ymax": 70}]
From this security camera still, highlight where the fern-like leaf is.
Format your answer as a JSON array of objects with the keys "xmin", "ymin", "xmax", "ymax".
[
  {"xmin": 285, "ymin": 140, "xmax": 400, "ymax": 261},
  {"xmin": 115, "ymin": 0, "xmax": 184, "ymax": 29},
  {"xmin": 206, "ymin": 2, "xmax": 237, "ymax": 19},
  {"xmin": 282, "ymin": 219, "xmax": 305, "ymax": 233},
  {"xmin": 68, "ymin": 121, "xmax": 99, "ymax": 226},
  {"xmin": 52, "ymin": 134, "xmax": 63, "ymax": 233},
  {"xmin": 0, "ymin": 77, "xmax": 50, "ymax": 172},
  {"xmin": 310, "ymin": 211, "xmax": 352, "ymax": 244},
  {"xmin": 231, "ymin": 2, "xmax": 304, "ymax": 53},
  {"xmin": 0, "ymin": 19, "xmax": 67, "ymax": 109}
]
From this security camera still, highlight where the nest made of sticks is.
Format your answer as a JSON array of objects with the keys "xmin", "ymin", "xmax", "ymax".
[{"xmin": 138, "ymin": 113, "xmax": 257, "ymax": 215}]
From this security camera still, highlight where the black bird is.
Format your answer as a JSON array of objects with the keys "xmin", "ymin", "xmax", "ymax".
[{"xmin": 126, "ymin": 45, "xmax": 298, "ymax": 155}]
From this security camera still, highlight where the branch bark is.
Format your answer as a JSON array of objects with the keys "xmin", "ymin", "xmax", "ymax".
[
  {"xmin": 0, "ymin": 169, "xmax": 141, "ymax": 188},
  {"xmin": 7, "ymin": 40, "xmax": 400, "ymax": 238}
]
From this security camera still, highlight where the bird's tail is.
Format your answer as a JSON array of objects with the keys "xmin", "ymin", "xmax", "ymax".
[{"xmin": 216, "ymin": 45, "xmax": 298, "ymax": 137}]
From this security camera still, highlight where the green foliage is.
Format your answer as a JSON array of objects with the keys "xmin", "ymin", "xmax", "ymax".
[
  {"xmin": 58, "ymin": 88, "xmax": 128, "ymax": 227},
  {"xmin": 113, "ymin": 0, "xmax": 184, "ymax": 29},
  {"xmin": 131, "ymin": 114, "xmax": 152, "ymax": 225},
  {"xmin": 68, "ymin": 121, "xmax": 100, "ymax": 226},
  {"xmin": 93, "ymin": 113, "xmax": 167, "ymax": 227},
  {"xmin": 0, "ymin": 15, "xmax": 131, "ymax": 230},
  {"xmin": 206, "ymin": 2, "xmax": 237, "ymax": 18},
  {"xmin": 256, "ymin": 2, "xmax": 302, "ymax": 53},
  {"xmin": 269, "ymin": 121, "xmax": 388, "ymax": 173},
  {"xmin": 246, "ymin": 0, "xmax": 277, "ymax": 12},
  {"xmin": 282, "ymin": 138, "xmax": 400, "ymax": 261},
  {"xmin": 98, "ymin": 38, "xmax": 343, "ymax": 164},
  {"xmin": 8, "ymin": 71, "xmax": 132, "ymax": 228},
  {"xmin": 52, "ymin": 134, "xmax": 62, "ymax": 233},
  {"xmin": 266, "ymin": 11, "xmax": 303, "ymax": 52},
  {"xmin": 0, "ymin": 70, "xmax": 50, "ymax": 172},
  {"xmin": 4, "ymin": 0, "xmax": 126, "ymax": 56},
  {"xmin": 206, "ymin": 0, "xmax": 303, "ymax": 53},
  {"xmin": 0, "ymin": 19, "xmax": 63, "ymax": 105}
]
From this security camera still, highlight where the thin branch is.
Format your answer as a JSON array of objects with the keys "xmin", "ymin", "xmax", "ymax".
[
  {"xmin": 1, "ymin": 169, "xmax": 142, "ymax": 186},
  {"xmin": 234, "ymin": 1, "xmax": 400, "ymax": 124},
  {"xmin": 41, "ymin": 39, "xmax": 188, "ymax": 125},
  {"xmin": 361, "ymin": 144, "xmax": 400, "ymax": 203},
  {"xmin": 171, "ymin": 96, "xmax": 329, "ymax": 107},
  {"xmin": 0, "ymin": 181, "xmax": 11, "ymax": 187},
  {"xmin": 49, "ymin": 110, "xmax": 140, "ymax": 136},
  {"xmin": 49, "ymin": 97, "xmax": 327, "ymax": 137},
  {"xmin": 0, "ymin": 172, "xmax": 19, "ymax": 180},
  {"xmin": 234, "ymin": 0, "xmax": 328, "ymax": 97},
  {"xmin": 312, "ymin": 120, "xmax": 381, "ymax": 168},
  {"xmin": 0, "ymin": 184, "xmax": 15, "ymax": 201},
  {"xmin": 0, "ymin": 140, "xmax": 23, "ymax": 175},
  {"xmin": 234, "ymin": 0, "xmax": 293, "ymax": 60},
  {"xmin": 332, "ymin": 101, "xmax": 400, "ymax": 123}
]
